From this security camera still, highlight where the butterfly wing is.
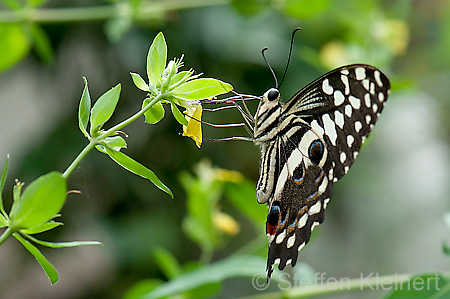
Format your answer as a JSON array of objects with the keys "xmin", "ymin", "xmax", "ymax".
[{"xmin": 264, "ymin": 64, "xmax": 390, "ymax": 278}]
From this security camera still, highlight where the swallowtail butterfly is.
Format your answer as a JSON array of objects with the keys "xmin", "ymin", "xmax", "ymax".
[{"xmin": 255, "ymin": 64, "xmax": 390, "ymax": 279}]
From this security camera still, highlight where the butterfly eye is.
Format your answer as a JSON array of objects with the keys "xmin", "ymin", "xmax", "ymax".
[
  {"xmin": 308, "ymin": 139, "xmax": 325, "ymax": 165},
  {"xmin": 267, "ymin": 89, "xmax": 279, "ymax": 102}
]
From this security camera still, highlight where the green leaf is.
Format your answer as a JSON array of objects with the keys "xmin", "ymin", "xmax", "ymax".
[
  {"xmin": 20, "ymin": 221, "xmax": 63, "ymax": 235},
  {"xmin": 130, "ymin": 72, "xmax": 150, "ymax": 91},
  {"xmin": 171, "ymin": 78, "xmax": 233, "ymax": 100},
  {"xmin": 141, "ymin": 255, "xmax": 266, "ymax": 299},
  {"xmin": 79, "ymin": 77, "xmax": 91, "ymax": 138},
  {"xmin": 24, "ymin": 234, "xmax": 102, "ymax": 248},
  {"xmin": 147, "ymin": 32, "xmax": 167, "ymax": 86},
  {"xmin": 153, "ymin": 247, "xmax": 182, "ymax": 279},
  {"xmin": 0, "ymin": 23, "xmax": 30, "ymax": 71},
  {"xmin": 0, "ymin": 154, "xmax": 9, "ymax": 218},
  {"xmin": 170, "ymin": 103, "xmax": 188, "ymax": 126},
  {"xmin": 169, "ymin": 70, "xmax": 194, "ymax": 87},
  {"xmin": 13, "ymin": 233, "xmax": 58, "ymax": 284},
  {"xmin": 90, "ymin": 83, "xmax": 121, "ymax": 136},
  {"xmin": 10, "ymin": 172, "xmax": 67, "ymax": 229},
  {"xmin": 283, "ymin": 0, "xmax": 329, "ymax": 19},
  {"xmin": 0, "ymin": 214, "xmax": 7, "ymax": 227},
  {"xmin": 103, "ymin": 136, "xmax": 127, "ymax": 151},
  {"xmin": 231, "ymin": 0, "xmax": 268, "ymax": 15},
  {"xmin": 30, "ymin": 24, "xmax": 53, "ymax": 64},
  {"xmin": 385, "ymin": 273, "xmax": 449, "ymax": 299},
  {"xmin": 104, "ymin": 147, "xmax": 173, "ymax": 197},
  {"xmin": 123, "ymin": 279, "xmax": 164, "ymax": 299},
  {"xmin": 143, "ymin": 98, "xmax": 165, "ymax": 124}
]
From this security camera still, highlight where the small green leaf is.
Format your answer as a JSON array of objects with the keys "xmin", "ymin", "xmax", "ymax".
[
  {"xmin": 131, "ymin": 72, "xmax": 150, "ymax": 91},
  {"xmin": 79, "ymin": 77, "xmax": 91, "ymax": 138},
  {"xmin": 0, "ymin": 154, "xmax": 9, "ymax": 218},
  {"xmin": 24, "ymin": 234, "xmax": 102, "ymax": 248},
  {"xmin": 104, "ymin": 147, "xmax": 173, "ymax": 197},
  {"xmin": 171, "ymin": 78, "xmax": 233, "ymax": 100},
  {"xmin": 0, "ymin": 23, "xmax": 30, "ymax": 71},
  {"xmin": 147, "ymin": 32, "xmax": 167, "ymax": 86},
  {"xmin": 123, "ymin": 279, "xmax": 164, "ymax": 299},
  {"xmin": 20, "ymin": 221, "xmax": 63, "ymax": 235},
  {"xmin": 0, "ymin": 214, "xmax": 7, "ymax": 227},
  {"xmin": 10, "ymin": 172, "xmax": 67, "ymax": 229},
  {"xmin": 90, "ymin": 83, "xmax": 121, "ymax": 136},
  {"xmin": 30, "ymin": 24, "xmax": 53, "ymax": 63},
  {"xmin": 14, "ymin": 233, "xmax": 59, "ymax": 284},
  {"xmin": 141, "ymin": 255, "xmax": 266, "ymax": 299},
  {"xmin": 170, "ymin": 103, "xmax": 188, "ymax": 126},
  {"xmin": 169, "ymin": 70, "xmax": 194, "ymax": 87},
  {"xmin": 153, "ymin": 247, "xmax": 182, "ymax": 279},
  {"xmin": 103, "ymin": 136, "xmax": 127, "ymax": 151},
  {"xmin": 143, "ymin": 98, "xmax": 165, "ymax": 124}
]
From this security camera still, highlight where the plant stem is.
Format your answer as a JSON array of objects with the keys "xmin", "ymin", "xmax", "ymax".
[
  {"xmin": 238, "ymin": 273, "xmax": 414, "ymax": 299},
  {"xmin": 62, "ymin": 141, "xmax": 96, "ymax": 179},
  {"xmin": 0, "ymin": 227, "xmax": 13, "ymax": 246},
  {"xmin": 0, "ymin": 0, "xmax": 227, "ymax": 23}
]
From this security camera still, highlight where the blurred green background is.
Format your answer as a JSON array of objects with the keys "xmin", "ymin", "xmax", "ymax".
[{"xmin": 0, "ymin": 0, "xmax": 450, "ymax": 298}]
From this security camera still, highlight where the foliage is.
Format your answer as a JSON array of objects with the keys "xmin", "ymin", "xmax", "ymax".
[
  {"xmin": 1, "ymin": 0, "xmax": 450, "ymax": 298},
  {"xmin": 0, "ymin": 31, "xmax": 232, "ymax": 284}
]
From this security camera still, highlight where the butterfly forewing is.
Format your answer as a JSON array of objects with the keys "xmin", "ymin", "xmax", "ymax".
[{"xmin": 255, "ymin": 64, "xmax": 390, "ymax": 279}]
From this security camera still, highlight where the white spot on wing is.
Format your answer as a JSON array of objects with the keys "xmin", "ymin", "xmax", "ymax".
[
  {"xmin": 372, "ymin": 103, "xmax": 378, "ymax": 113},
  {"xmin": 345, "ymin": 104, "xmax": 352, "ymax": 117},
  {"xmin": 334, "ymin": 110, "xmax": 344, "ymax": 129},
  {"xmin": 349, "ymin": 96, "xmax": 361, "ymax": 109},
  {"xmin": 323, "ymin": 198, "xmax": 330, "ymax": 209},
  {"xmin": 340, "ymin": 152, "xmax": 346, "ymax": 163},
  {"xmin": 374, "ymin": 70, "xmax": 383, "ymax": 87},
  {"xmin": 362, "ymin": 79, "xmax": 370, "ymax": 90},
  {"xmin": 347, "ymin": 135, "xmax": 354, "ymax": 147},
  {"xmin": 341, "ymin": 75, "xmax": 350, "ymax": 95},
  {"xmin": 379, "ymin": 92, "xmax": 385, "ymax": 102},
  {"xmin": 355, "ymin": 121, "xmax": 362, "ymax": 132},
  {"xmin": 274, "ymin": 258, "xmax": 281, "ymax": 265},
  {"xmin": 287, "ymin": 234, "xmax": 296, "ymax": 248},
  {"xmin": 341, "ymin": 69, "xmax": 349, "ymax": 75},
  {"xmin": 322, "ymin": 79, "xmax": 333, "ymax": 95},
  {"xmin": 298, "ymin": 214, "xmax": 308, "ymax": 228},
  {"xmin": 365, "ymin": 114, "xmax": 372, "ymax": 125},
  {"xmin": 286, "ymin": 259, "xmax": 292, "ymax": 266},
  {"xmin": 334, "ymin": 90, "xmax": 345, "ymax": 106},
  {"xmin": 298, "ymin": 242, "xmax": 305, "ymax": 252},
  {"xmin": 365, "ymin": 93, "xmax": 371, "ymax": 108},
  {"xmin": 322, "ymin": 114, "xmax": 338, "ymax": 146},
  {"xmin": 355, "ymin": 67, "xmax": 366, "ymax": 80},
  {"xmin": 300, "ymin": 130, "xmax": 318, "ymax": 158},
  {"xmin": 309, "ymin": 201, "xmax": 322, "ymax": 215},
  {"xmin": 318, "ymin": 176, "xmax": 328, "ymax": 194},
  {"xmin": 311, "ymin": 222, "xmax": 320, "ymax": 231},
  {"xmin": 276, "ymin": 230, "xmax": 286, "ymax": 244}
]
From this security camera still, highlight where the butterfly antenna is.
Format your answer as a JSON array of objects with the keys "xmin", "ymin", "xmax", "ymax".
[
  {"xmin": 262, "ymin": 47, "xmax": 279, "ymax": 89},
  {"xmin": 279, "ymin": 27, "xmax": 302, "ymax": 88}
]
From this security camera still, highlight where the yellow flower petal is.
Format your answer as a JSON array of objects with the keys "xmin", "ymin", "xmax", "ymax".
[
  {"xmin": 182, "ymin": 103, "xmax": 203, "ymax": 148},
  {"xmin": 213, "ymin": 211, "xmax": 240, "ymax": 236}
]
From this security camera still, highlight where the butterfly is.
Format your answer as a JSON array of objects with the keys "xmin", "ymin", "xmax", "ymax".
[{"xmin": 253, "ymin": 64, "xmax": 390, "ymax": 279}]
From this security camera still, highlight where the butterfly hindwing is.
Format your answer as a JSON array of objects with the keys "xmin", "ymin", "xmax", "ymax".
[{"xmin": 255, "ymin": 64, "xmax": 390, "ymax": 279}]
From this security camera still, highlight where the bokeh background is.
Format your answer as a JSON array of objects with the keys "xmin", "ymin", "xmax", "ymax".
[{"xmin": 0, "ymin": 0, "xmax": 450, "ymax": 298}]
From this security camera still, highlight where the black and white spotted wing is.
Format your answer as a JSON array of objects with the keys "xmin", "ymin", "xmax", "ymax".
[{"xmin": 253, "ymin": 64, "xmax": 390, "ymax": 279}]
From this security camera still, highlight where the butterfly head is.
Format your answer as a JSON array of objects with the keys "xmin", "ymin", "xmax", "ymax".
[{"xmin": 255, "ymin": 88, "xmax": 282, "ymax": 122}]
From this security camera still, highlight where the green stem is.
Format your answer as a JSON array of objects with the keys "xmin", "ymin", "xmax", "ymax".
[
  {"xmin": 0, "ymin": 0, "xmax": 227, "ymax": 23},
  {"xmin": 0, "ymin": 227, "xmax": 14, "ymax": 246},
  {"xmin": 238, "ymin": 273, "xmax": 415, "ymax": 299},
  {"xmin": 62, "ymin": 141, "xmax": 96, "ymax": 179}
]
